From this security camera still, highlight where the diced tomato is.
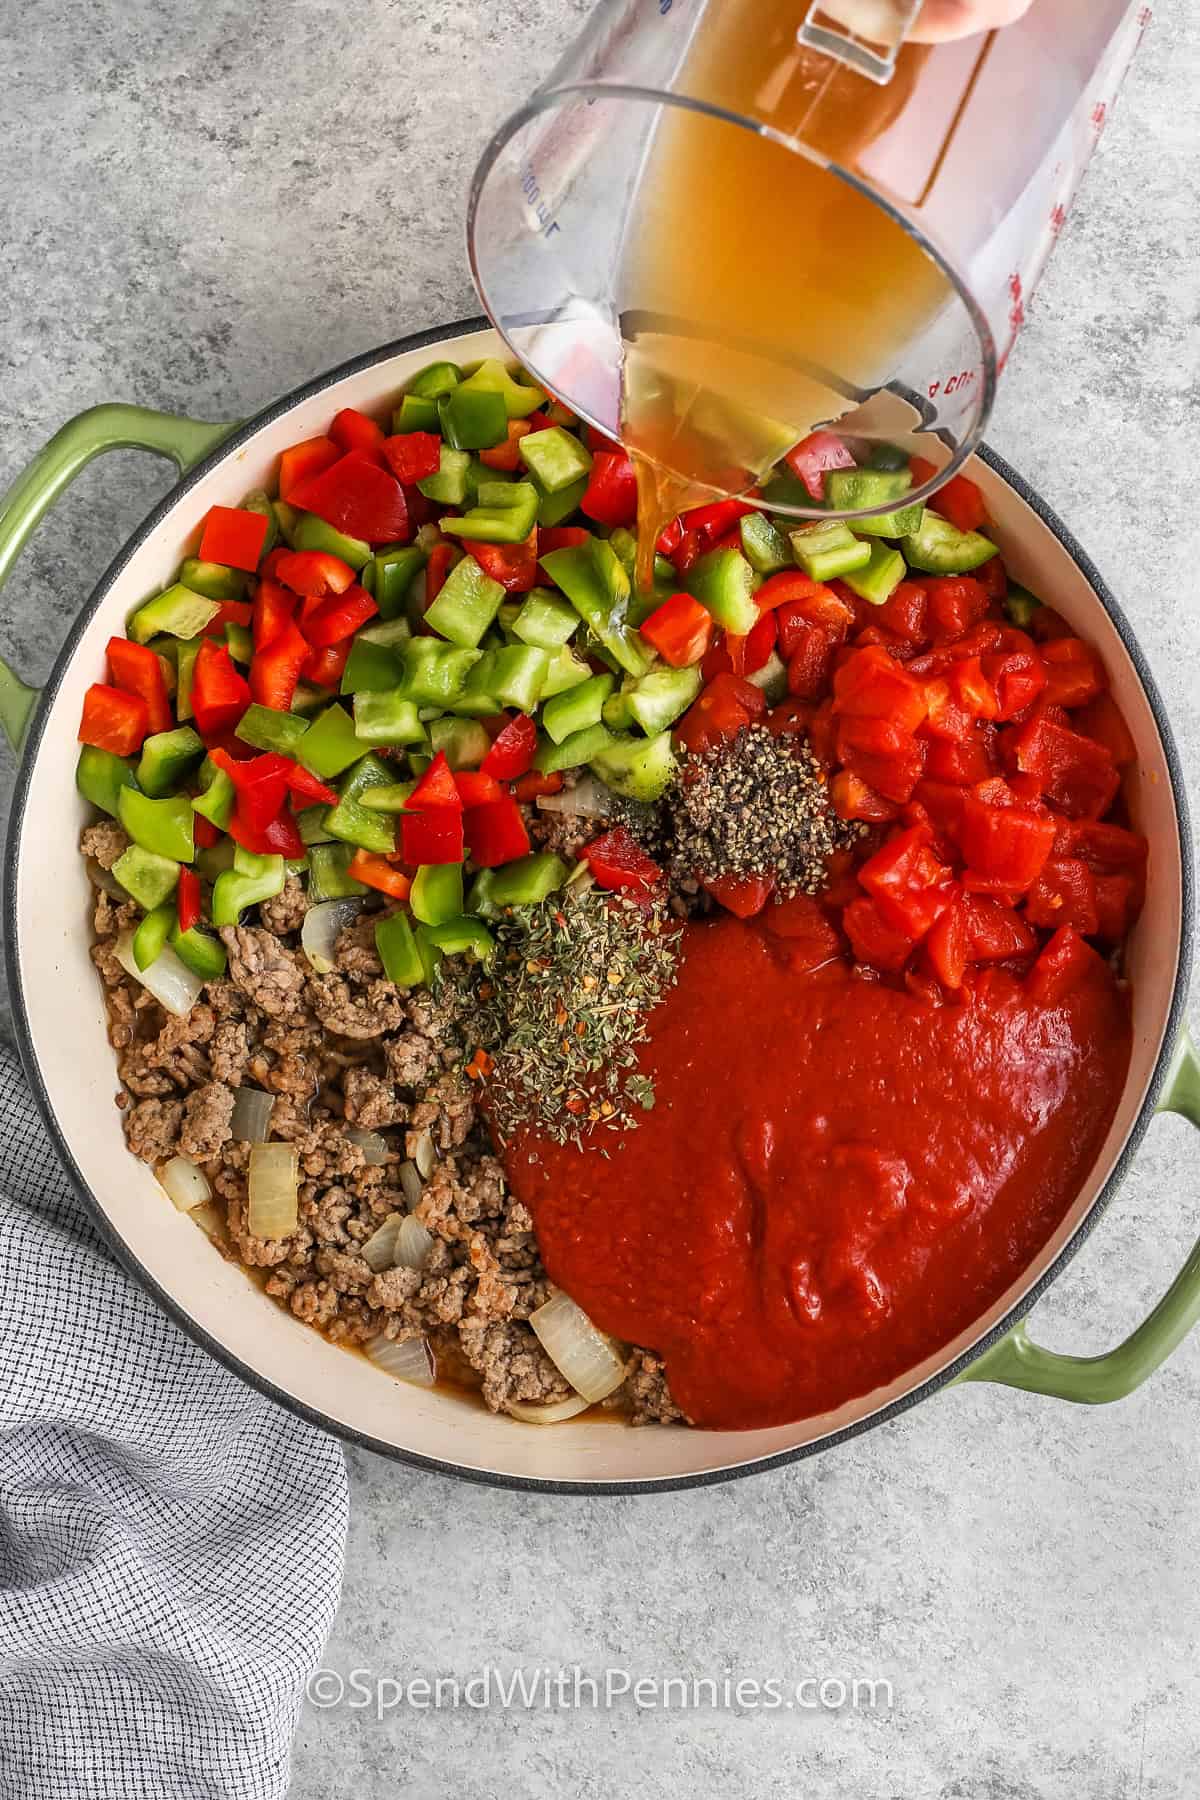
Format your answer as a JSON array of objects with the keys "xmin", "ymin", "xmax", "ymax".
[
  {"xmin": 764, "ymin": 697, "xmax": 814, "ymax": 740},
  {"xmin": 289, "ymin": 450, "xmax": 409, "ymax": 545},
  {"xmin": 974, "ymin": 556, "xmax": 1007, "ymax": 604},
  {"xmin": 1004, "ymin": 713, "xmax": 1120, "ymax": 820},
  {"xmin": 330, "ymin": 408, "xmax": 386, "ymax": 454},
  {"xmin": 78, "ymin": 683, "xmax": 150, "ymax": 756},
  {"xmin": 191, "ymin": 639, "xmax": 251, "ymax": 736},
  {"xmin": 929, "ymin": 472, "xmax": 988, "ymax": 533},
  {"xmin": 1053, "ymin": 818, "xmax": 1148, "ymax": 875},
  {"xmin": 958, "ymin": 787, "xmax": 1057, "ymax": 891},
  {"xmin": 471, "ymin": 530, "xmax": 538, "ymax": 594},
  {"xmin": 700, "ymin": 872, "xmax": 775, "ymax": 919},
  {"xmin": 579, "ymin": 450, "xmax": 637, "ymax": 528},
  {"xmin": 834, "ymin": 646, "xmax": 927, "ymax": 734},
  {"xmin": 727, "ymin": 611, "xmax": 776, "ymax": 677},
  {"xmin": 962, "ymin": 894, "xmax": 1037, "ymax": 961},
  {"xmin": 274, "ymin": 550, "xmax": 355, "ymax": 599},
  {"xmin": 1040, "ymin": 637, "xmax": 1106, "ymax": 708},
  {"xmin": 843, "ymin": 895, "xmax": 918, "ymax": 972},
  {"xmin": 106, "ymin": 637, "xmax": 173, "ymax": 735},
  {"xmin": 580, "ymin": 827, "xmax": 663, "ymax": 890},
  {"xmin": 786, "ymin": 623, "xmax": 837, "ymax": 701},
  {"xmin": 425, "ymin": 542, "xmax": 456, "ymax": 609},
  {"xmin": 302, "ymin": 585, "xmax": 379, "ymax": 649},
  {"xmin": 776, "ymin": 588, "xmax": 855, "ymax": 658},
  {"xmin": 784, "ymin": 430, "xmax": 855, "ymax": 502},
  {"xmin": 347, "ymin": 850, "xmax": 412, "ymax": 900},
  {"xmin": 701, "ymin": 639, "xmax": 733, "ymax": 683},
  {"xmin": 248, "ymin": 618, "xmax": 310, "ymax": 711},
  {"xmin": 945, "ymin": 657, "xmax": 1000, "ymax": 722},
  {"xmin": 641, "ymin": 593, "xmax": 713, "ymax": 668},
  {"xmin": 763, "ymin": 894, "xmax": 842, "ymax": 971},
  {"xmin": 1074, "ymin": 692, "xmax": 1136, "ymax": 767},
  {"xmin": 923, "ymin": 734, "xmax": 994, "ymax": 785},
  {"xmin": 1024, "ymin": 857, "xmax": 1100, "ymax": 936},
  {"xmin": 198, "ymin": 505, "xmax": 268, "ymax": 574},
  {"xmin": 912, "ymin": 779, "xmax": 967, "ymax": 837},
  {"xmin": 675, "ymin": 671, "xmax": 765, "ymax": 753},
  {"xmin": 1094, "ymin": 872, "xmax": 1139, "ymax": 940},
  {"xmin": 478, "ymin": 418, "xmax": 534, "ymax": 472},
  {"xmin": 301, "ymin": 640, "xmax": 351, "ymax": 689},
  {"xmin": 285, "ymin": 764, "xmax": 338, "ymax": 807},
  {"xmin": 926, "ymin": 576, "xmax": 989, "ymax": 644},
  {"xmin": 380, "ymin": 431, "xmax": 443, "ymax": 485},
  {"xmin": 981, "ymin": 646, "xmax": 1046, "ymax": 721},
  {"xmin": 829, "ymin": 770, "xmax": 898, "ymax": 824},
  {"xmin": 463, "ymin": 795, "xmax": 530, "ymax": 867},
  {"xmin": 480, "ymin": 713, "xmax": 538, "ymax": 780},
  {"xmin": 401, "ymin": 807, "xmax": 464, "ymax": 866},
  {"xmin": 872, "ymin": 580, "xmax": 928, "ymax": 645},
  {"xmin": 252, "ymin": 578, "xmax": 297, "ymax": 651},
  {"xmin": 921, "ymin": 680, "xmax": 973, "ymax": 743},
  {"xmin": 512, "ymin": 769, "xmax": 563, "ymax": 802},
  {"xmin": 925, "ymin": 895, "xmax": 968, "ymax": 989},
  {"xmin": 858, "ymin": 825, "xmax": 954, "ymax": 939},
  {"xmin": 408, "ymin": 750, "xmax": 462, "ymax": 810},
  {"xmin": 278, "ymin": 436, "xmax": 340, "ymax": 502},
  {"xmin": 1026, "ymin": 925, "xmax": 1109, "ymax": 1004},
  {"xmin": 454, "ymin": 770, "xmax": 505, "ymax": 808},
  {"xmin": 176, "ymin": 865, "xmax": 202, "ymax": 934}
]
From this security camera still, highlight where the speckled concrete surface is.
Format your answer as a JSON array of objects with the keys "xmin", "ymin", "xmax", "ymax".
[{"xmin": 2, "ymin": 3, "xmax": 1198, "ymax": 1795}]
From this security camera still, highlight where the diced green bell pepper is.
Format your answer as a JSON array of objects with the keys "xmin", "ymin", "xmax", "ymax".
[
  {"xmin": 534, "ymin": 722, "xmax": 615, "ymax": 773},
  {"xmin": 133, "ymin": 901, "xmax": 175, "ymax": 971},
  {"xmin": 375, "ymin": 911, "xmax": 426, "ymax": 987},
  {"xmin": 825, "ymin": 468, "xmax": 912, "ymax": 513},
  {"xmin": 868, "ymin": 442, "xmax": 911, "ymax": 472},
  {"xmin": 746, "ymin": 649, "xmax": 788, "ymax": 705},
  {"xmin": 76, "ymin": 746, "xmax": 137, "ymax": 818},
  {"xmin": 517, "ymin": 426, "xmax": 592, "ymax": 493},
  {"xmin": 627, "ymin": 666, "xmax": 702, "ymax": 735},
  {"xmin": 136, "ymin": 725, "xmax": 205, "ymax": 798},
  {"xmin": 463, "ymin": 456, "xmax": 512, "ymax": 509},
  {"xmin": 179, "ymin": 558, "xmax": 248, "ymax": 602},
  {"xmin": 789, "ymin": 521, "xmax": 872, "ymax": 582},
  {"xmin": 416, "ymin": 445, "xmax": 472, "ymax": 507},
  {"xmin": 407, "ymin": 360, "xmax": 464, "ymax": 401},
  {"xmin": 352, "ymin": 690, "xmax": 426, "ymax": 746},
  {"xmin": 225, "ymin": 621, "xmax": 254, "ymax": 666},
  {"xmin": 193, "ymin": 759, "xmax": 236, "ymax": 831},
  {"xmin": 236, "ymin": 704, "xmax": 310, "ymax": 757},
  {"xmin": 739, "ymin": 512, "xmax": 793, "ymax": 574},
  {"xmin": 358, "ymin": 617, "xmax": 414, "ymax": 650},
  {"xmin": 440, "ymin": 481, "xmax": 539, "ymax": 546},
  {"xmin": 850, "ymin": 502, "xmax": 926, "ymax": 540},
  {"xmin": 466, "ymin": 868, "xmax": 501, "ymax": 919},
  {"xmin": 392, "ymin": 393, "xmax": 440, "ymax": 433},
  {"xmin": 902, "ymin": 512, "xmax": 998, "ymax": 574},
  {"xmin": 176, "ymin": 639, "xmax": 201, "ymax": 722},
  {"xmin": 411, "ymin": 862, "xmax": 464, "ymax": 927},
  {"xmin": 324, "ymin": 753, "xmax": 398, "ymax": 855},
  {"xmin": 438, "ymin": 386, "xmax": 508, "ymax": 452},
  {"xmin": 464, "ymin": 645, "xmax": 548, "ymax": 713},
  {"xmin": 360, "ymin": 782, "xmax": 416, "ymax": 813},
  {"xmin": 290, "ymin": 682, "xmax": 329, "ymax": 717},
  {"xmin": 1005, "ymin": 585, "xmax": 1040, "ymax": 627},
  {"xmin": 212, "ymin": 847, "xmax": 286, "ymax": 926},
  {"xmin": 590, "ymin": 731, "xmax": 677, "ymax": 803},
  {"xmin": 684, "ymin": 548, "xmax": 760, "ymax": 636},
  {"xmin": 602, "ymin": 687, "xmax": 637, "ymax": 732},
  {"xmin": 538, "ymin": 647, "xmax": 592, "ymax": 700},
  {"xmin": 127, "ymin": 585, "xmax": 221, "ymax": 645},
  {"xmin": 118, "ymin": 785, "xmax": 194, "ymax": 862},
  {"xmin": 113, "ymin": 845, "xmax": 180, "ymax": 910},
  {"xmin": 424, "ymin": 915, "xmax": 495, "ymax": 962},
  {"xmin": 397, "ymin": 638, "xmax": 481, "ymax": 708},
  {"xmin": 370, "ymin": 545, "xmax": 426, "ymax": 619},
  {"xmin": 531, "ymin": 471, "xmax": 589, "ymax": 528},
  {"xmin": 429, "ymin": 717, "xmax": 491, "ymax": 768},
  {"xmin": 341, "ymin": 639, "xmax": 402, "ymax": 694},
  {"xmin": 291, "ymin": 511, "xmax": 371, "ymax": 570},
  {"xmin": 168, "ymin": 922, "xmax": 228, "ymax": 981},
  {"xmin": 542, "ymin": 673, "xmax": 614, "ymax": 744},
  {"xmin": 424, "ymin": 555, "xmax": 505, "ymax": 646},
  {"xmin": 241, "ymin": 491, "xmax": 280, "ymax": 557},
  {"xmin": 195, "ymin": 838, "xmax": 236, "ymax": 881},
  {"xmin": 512, "ymin": 588, "xmax": 579, "ymax": 649},
  {"xmin": 841, "ymin": 541, "xmax": 906, "ymax": 606},
  {"xmin": 308, "ymin": 843, "xmax": 368, "ymax": 902},
  {"xmin": 457, "ymin": 358, "xmax": 547, "ymax": 419},
  {"xmin": 540, "ymin": 540, "xmax": 650, "ymax": 678},
  {"xmin": 274, "ymin": 499, "xmax": 302, "ymax": 548},
  {"xmin": 297, "ymin": 804, "xmax": 335, "ymax": 846},
  {"xmin": 488, "ymin": 852, "xmax": 569, "ymax": 907},
  {"xmin": 300, "ymin": 704, "xmax": 370, "ymax": 779}
]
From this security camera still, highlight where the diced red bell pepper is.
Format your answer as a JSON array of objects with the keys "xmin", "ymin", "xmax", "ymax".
[
  {"xmin": 727, "ymin": 611, "xmax": 776, "ymax": 676},
  {"xmin": 478, "ymin": 419, "xmax": 534, "ymax": 473},
  {"xmin": 192, "ymin": 812, "xmax": 222, "ymax": 849},
  {"xmin": 1040, "ymin": 637, "xmax": 1106, "ymax": 708},
  {"xmin": 580, "ymin": 827, "xmax": 663, "ymax": 891},
  {"xmin": 347, "ymin": 849, "xmax": 412, "ymax": 900},
  {"xmin": 209, "ymin": 748, "xmax": 292, "ymax": 833},
  {"xmin": 286, "ymin": 763, "xmax": 339, "ymax": 807},
  {"xmin": 408, "ymin": 751, "xmax": 462, "ymax": 810},
  {"xmin": 401, "ymin": 807, "xmax": 464, "ymax": 867},
  {"xmin": 513, "ymin": 769, "xmax": 563, "ymax": 802},
  {"xmin": 1026, "ymin": 925, "xmax": 1108, "ymax": 1005},
  {"xmin": 579, "ymin": 450, "xmax": 637, "ymax": 528},
  {"xmin": 79, "ymin": 683, "xmax": 150, "ymax": 756},
  {"xmin": 700, "ymin": 872, "xmax": 775, "ymax": 919},
  {"xmin": 829, "ymin": 770, "xmax": 898, "ymax": 823},
  {"xmin": 480, "ymin": 714, "xmax": 538, "ymax": 780},
  {"xmin": 302, "ymin": 585, "xmax": 379, "ymax": 649},
  {"xmin": 301, "ymin": 640, "xmax": 351, "ymax": 689},
  {"xmin": 927, "ymin": 472, "xmax": 988, "ymax": 534},
  {"xmin": 858, "ymin": 824, "xmax": 954, "ymax": 940},
  {"xmin": 191, "ymin": 639, "xmax": 251, "ymax": 736},
  {"xmin": 843, "ymin": 895, "xmax": 918, "ymax": 972},
  {"xmin": 784, "ymin": 430, "xmax": 855, "ymax": 502},
  {"xmin": 424, "ymin": 542, "xmax": 456, "ymax": 611},
  {"xmin": 926, "ymin": 576, "xmax": 990, "ymax": 644},
  {"xmin": 656, "ymin": 517, "xmax": 683, "ymax": 559},
  {"xmin": 682, "ymin": 497, "xmax": 757, "ymax": 543},
  {"xmin": 274, "ymin": 550, "xmax": 355, "ymax": 599},
  {"xmin": 106, "ymin": 636, "xmax": 173, "ymax": 735},
  {"xmin": 963, "ymin": 895, "xmax": 1037, "ymax": 962},
  {"xmin": 471, "ymin": 530, "xmax": 539, "ymax": 594},
  {"xmin": 198, "ymin": 505, "xmax": 268, "ymax": 573},
  {"xmin": 289, "ymin": 450, "xmax": 409, "ymax": 546},
  {"xmin": 701, "ymin": 639, "xmax": 733, "ymax": 683},
  {"xmin": 1004, "ymin": 713, "xmax": 1120, "ymax": 820},
  {"xmin": 753, "ymin": 570, "xmax": 819, "ymax": 615},
  {"xmin": 330, "ymin": 408, "xmax": 386, "ymax": 454},
  {"xmin": 786, "ymin": 623, "xmax": 837, "ymax": 701},
  {"xmin": 463, "ymin": 795, "xmax": 531, "ymax": 867},
  {"xmin": 203, "ymin": 599, "xmax": 256, "ymax": 640},
  {"xmin": 177, "ymin": 865, "xmax": 202, "ymax": 934},
  {"xmin": 249, "ymin": 618, "xmax": 311, "ymax": 711},
  {"xmin": 278, "ymin": 436, "xmax": 340, "ymax": 502},
  {"xmin": 958, "ymin": 788, "xmax": 1057, "ymax": 890},
  {"xmin": 380, "ymin": 431, "xmax": 443, "ymax": 485},
  {"xmin": 1024, "ymin": 857, "xmax": 1100, "ymax": 936},
  {"xmin": 227, "ymin": 805, "xmax": 306, "ymax": 860},
  {"xmin": 1075, "ymin": 692, "xmax": 1136, "ymax": 767},
  {"xmin": 925, "ymin": 894, "xmax": 968, "ymax": 989},
  {"xmin": 834, "ymin": 646, "xmax": 928, "ymax": 734},
  {"xmin": 454, "ymin": 770, "xmax": 505, "ymax": 808},
  {"xmin": 640, "ymin": 593, "xmax": 713, "ymax": 669},
  {"xmin": 252, "ymin": 578, "xmax": 297, "ymax": 651},
  {"xmin": 536, "ymin": 527, "xmax": 591, "ymax": 577}
]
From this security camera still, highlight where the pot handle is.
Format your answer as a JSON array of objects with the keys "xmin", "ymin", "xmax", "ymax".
[
  {"xmin": 0, "ymin": 404, "xmax": 239, "ymax": 753},
  {"xmin": 956, "ymin": 1030, "xmax": 1200, "ymax": 1403}
]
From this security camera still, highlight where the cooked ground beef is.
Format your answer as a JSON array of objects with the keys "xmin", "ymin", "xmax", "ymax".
[{"xmin": 84, "ymin": 840, "xmax": 679, "ymax": 1425}]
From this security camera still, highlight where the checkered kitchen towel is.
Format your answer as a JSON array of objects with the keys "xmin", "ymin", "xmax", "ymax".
[{"xmin": 0, "ymin": 1040, "xmax": 349, "ymax": 1798}]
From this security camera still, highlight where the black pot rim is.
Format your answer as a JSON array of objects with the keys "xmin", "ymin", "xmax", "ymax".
[{"xmin": 5, "ymin": 318, "xmax": 1194, "ymax": 1495}]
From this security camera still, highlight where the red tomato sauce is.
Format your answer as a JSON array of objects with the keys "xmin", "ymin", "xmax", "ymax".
[{"xmin": 505, "ymin": 914, "xmax": 1131, "ymax": 1430}]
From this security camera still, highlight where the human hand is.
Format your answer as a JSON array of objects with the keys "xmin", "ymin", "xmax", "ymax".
[{"xmin": 910, "ymin": 0, "xmax": 1034, "ymax": 40}]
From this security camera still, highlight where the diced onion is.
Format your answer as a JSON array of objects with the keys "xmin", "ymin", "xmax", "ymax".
[
  {"xmin": 399, "ymin": 1159, "xmax": 423, "ymax": 1211},
  {"xmin": 396, "ymin": 1213, "xmax": 433, "ymax": 1271},
  {"xmin": 536, "ymin": 774, "xmax": 613, "ymax": 817},
  {"xmin": 366, "ymin": 1332, "xmax": 436, "ymax": 1387},
  {"xmin": 247, "ymin": 1141, "xmax": 299, "ymax": 1239},
  {"xmin": 345, "ymin": 1125, "xmax": 391, "ymax": 1166},
  {"xmin": 191, "ymin": 1202, "xmax": 226, "ymax": 1240},
  {"xmin": 301, "ymin": 897, "xmax": 364, "ymax": 975},
  {"xmin": 530, "ymin": 1291, "xmax": 626, "ymax": 1403},
  {"xmin": 508, "ymin": 1393, "xmax": 592, "ymax": 1424},
  {"xmin": 86, "ymin": 857, "xmax": 126, "ymax": 897},
  {"xmin": 230, "ymin": 1086, "xmax": 274, "ymax": 1144},
  {"xmin": 411, "ymin": 1128, "xmax": 436, "ymax": 1180},
  {"xmin": 159, "ymin": 1155, "xmax": 211, "ymax": 1212},
  {"xmin": 115, "ymin": 930, "xmax": 203, "ymax": 1018},
  {"xmin": 360, "ymin": 1212, "xmax": 404, "ymax": 1272}
]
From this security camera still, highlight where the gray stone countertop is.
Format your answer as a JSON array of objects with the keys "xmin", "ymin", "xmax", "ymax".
[{"xmin": 1, "ymin": 3, "xmax": 1197, "ymax": 1794}]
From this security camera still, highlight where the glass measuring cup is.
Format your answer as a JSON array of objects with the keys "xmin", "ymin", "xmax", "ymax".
[{"xmin": 468, "ymin": 0, "xmax": 1150, "ymax": 520}]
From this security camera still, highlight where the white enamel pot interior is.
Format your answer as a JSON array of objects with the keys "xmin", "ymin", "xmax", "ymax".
[{"xmin": 6, "ymin": 322, "xmax": 1192, "ymax": 1490}]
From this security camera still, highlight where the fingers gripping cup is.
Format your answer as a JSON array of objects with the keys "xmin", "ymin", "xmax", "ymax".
[{"xmin": 468, "ymin": 0, "xmax": 1149, "ymax": 523}]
